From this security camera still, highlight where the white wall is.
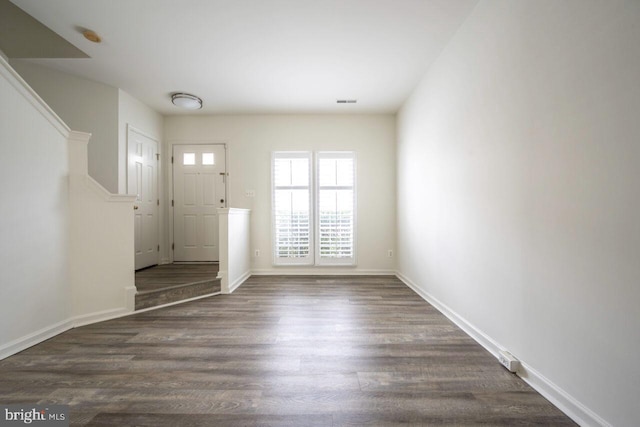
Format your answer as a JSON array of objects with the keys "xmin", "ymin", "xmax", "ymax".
[
  {"xmin": 397, "ymin": 1, "xmax": 640, "ymax": 426},
  {"xmin": 117, "ymin": 89, "xmax": 165, "ymax": 259},
  {"xmin": 68, "ymin": 132, "xmax": 136, "ymax": 322},
  {"xmin": 0, "ymin": 57, "xmax": 137, "ymax": 359},
  {"xmin": 218, "ymin": 208, "xmax": 251, "ymax": 293},
  {"xmin": 0, "ymin": 57, "xmax": 71, "ymax": 355},
  {"xmin": 117, "ymin": 90, "xmax": 164, "ymax": 193},
  {"xmin": 165, "ymin": 114, "xmax": 396, "ymax": 273},
  {"xmin": 10, "ymin": 60, "xmax": 120, "ymax": 192}
]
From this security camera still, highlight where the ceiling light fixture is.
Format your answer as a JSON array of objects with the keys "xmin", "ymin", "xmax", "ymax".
[
  {"xmin": 171, "ymin": 93, "xmax": 203, "ymax": 110},
  {"xmin": 82, "ymin": 29, "xmax": 101, "ymax": 43}
]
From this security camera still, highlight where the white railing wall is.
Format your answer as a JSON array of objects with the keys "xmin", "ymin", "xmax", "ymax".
[
  {"xmin": 218, "ymin": 208, "xmax": 251, "ymax": 294},
  {"xmin": 0, "ymin": 56, "xmax": 135, "ymax": 359},
  {"xmin": 68, "ymin": 132, "xmax": 137, "ymax": 323}
]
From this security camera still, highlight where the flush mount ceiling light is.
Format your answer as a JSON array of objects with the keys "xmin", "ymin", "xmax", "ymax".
[
  {"xmin": 82, "ymin": 29, "xmax": 101, "ymax": 43},
  {"xmin": 171, "ymin": 93, "xmax": 203, "ymax": 110}
]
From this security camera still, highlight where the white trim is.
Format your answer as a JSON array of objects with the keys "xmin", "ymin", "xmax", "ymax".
[
  {"xmin": 396, "ymin": 271, "xmax": 500, "ymax": 357},
  {"xmin": 67, "ymin": 130, "xmax": 92, "ymax": 146},
  {"xmin": 315, "ymin": 151, "xmax": 357, "ymax": 266},
  {"xmin": 395, "ymin": 271, "xmax": 611, "ymax": 427},
  {"xmin": 133, "ymin": 292, "xmax": 221, "ymax": 314},
  {"xmin": 252, "ymin": 268, "xmax": 395, "ymax": 276},
  {"xmin": 0, "ymin": 56, "xmax": 70, "ymax": 137},
  {"xmin": 0, "ymin": 319, "xmax": 73, "ymax": 361},
  {"xmin": 80, "ymin": 175, "xmax": 138, "ymax": 202},
  {"xmin": 228, "ymin": 270, "xmax": 251, "ymax": 293},
  {"xmin": 519, "ymin": 361, "xmax": 611, "ymax": 427},
  {"xmin": 0, "ymin": 290, "xmax": 220, "ymax": 360},
  {"xmin": 127, "ymin": 125, "xmax": 161, "ymax": 268},
  {"xmin": 71, "ymin": 308, "xmax": 132, "ymax": 328},
  {"xmin": 127, "ymin": 124, "xmax": 160, "ymax": 143},
  {"xmin": 271, "ymin": 151, "xmax": 314, "ymax": 266}
]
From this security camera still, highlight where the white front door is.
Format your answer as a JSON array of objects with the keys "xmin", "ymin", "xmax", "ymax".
[
  {"xmin": 173, "ymin": 144, "xmax": 226, "ymax": 261},
  {"xmin": 127, "ymin": 127, "xmax": 159, "ymax": 270}
]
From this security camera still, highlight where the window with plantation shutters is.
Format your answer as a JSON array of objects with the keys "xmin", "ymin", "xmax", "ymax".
[
  {"xmin": 316, "ymin": 152, "xmax": 356, "ymax": 265},
  {"xmin": 272, "ymin": 151, "xmax": 356, "ymax": 267},
  {"xmin": 272, "ymin": 152, "xmax": 313, "ymax": 265}
]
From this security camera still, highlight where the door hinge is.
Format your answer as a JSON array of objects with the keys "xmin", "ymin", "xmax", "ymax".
[
  {"xmin": 157, "ymin": 244, "xmax": 160, "ymax": 252},
  {"xmin": 156, "ymin": 153, "xmax": 160, "ymax": 161},
  {"xmin": 172, "ymin": 243, "xmax": 175, "ymax": 250},
  {"xmin": 171, "ymin": 156, "xmax": 174, "ymax": 164},
  {"xmin": 171, "ymin": 199, "xmax": 174, "ymax": 207},
  {"xmin": 157, "ymin": 199, "xmax": 160, "ymax": 206}
]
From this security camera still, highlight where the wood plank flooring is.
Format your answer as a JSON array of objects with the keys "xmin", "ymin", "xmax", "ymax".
[
  {"xmin": 135, "ymin": 263, "xmax": 220, "ymax": 293},
  {"xmin": 0, "ymin": 275, "xmax": 575, "ymax": 426},
  {"xmin": 135, "ymin": 263, "xmax": 221, "ymax": 310}
]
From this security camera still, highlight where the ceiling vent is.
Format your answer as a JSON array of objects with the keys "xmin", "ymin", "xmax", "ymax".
[{"xmin": 337, "ymin": 99, "xmax": 357, "ymax": 104}]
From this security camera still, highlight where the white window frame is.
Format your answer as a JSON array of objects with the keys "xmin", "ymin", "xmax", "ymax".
[
  {"xmin": 271, "ymin": 151, "xmax": 357, "ymax": 267},
  {"xmin": 315, "ymin": 151, "xmax": 357, "ymax": 266},
  {"xmin": 271, "ymin": 151, "xmax": 314, "ymax": 266}
]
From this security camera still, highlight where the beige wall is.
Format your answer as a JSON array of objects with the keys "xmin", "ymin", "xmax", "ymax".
[
  {"xmin": 10, "ymin": 60, "xmax": 120, "ymax": 192},
  {"xmin": 164, "ymin": 114, "xmax": 396, "ymax": 273},
  {"xmin": 397, "ymin": 1, "xmax": 640, "ymax": 425}
]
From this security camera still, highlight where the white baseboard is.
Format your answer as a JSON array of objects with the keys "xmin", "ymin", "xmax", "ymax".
[
  {"xmin": 251, "ymin": 268, "xmax": 396, "ymax": 276},
  {"xmin": 518, "ymin": 361, "xmax": 610, "ymax": 427},
  {"xmin": 395, "ymin": 271, "xmax": 609, "ymax": 427},
  {"xmin": 71, "ymin": 307, "xmax": 132, "ymax": 328},
  {"xmin": 0, "ymin": 319, "xmax": 73, "ymax": 361},
  {"xmin": 132, "ymin": 292, "xmax": 221, "ymax": 314},
  {"xmin": 396, "ymin": 272, "xmax": 501, "ymax": 358},
  {"xmin": 228, "ymin": 270, "xmax": 251, "ymax": 293}
]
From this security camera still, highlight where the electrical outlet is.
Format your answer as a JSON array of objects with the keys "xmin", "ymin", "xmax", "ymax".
[
  {"xmin": 254, "ymin": 249, "xmax": 260, "ymax": 257},
  {"xmin": 498, "ymin": 350, "xmax": 520, "ymax": 373},
  {"xmin": 245, "ymin": 190, "xmax": 256, "ymax": 197},
  {"xmin": 388, "ymin": 250, "xmax": 393, "ymax": 258}
]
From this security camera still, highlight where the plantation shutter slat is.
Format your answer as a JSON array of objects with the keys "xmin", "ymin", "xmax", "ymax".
[
  {"xmin": 316, "ymin": 153, "xmax": 356, "ymax": 265},
  {"xmin": 272, "ymin": 152, "xmax": 312, "ymax": 265},
  {"xmin": 272, "ymin": 151, "xmax": 356, "ymax": 267}
]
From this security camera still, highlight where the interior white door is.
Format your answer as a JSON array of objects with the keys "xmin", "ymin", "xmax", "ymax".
[
  {"xmin": 127, "ymin": 127, "xmax": 159, "ymax": 270},
  {"xmin": 173, "ymin": 144, "xmax": 226, "ymax": 261}
]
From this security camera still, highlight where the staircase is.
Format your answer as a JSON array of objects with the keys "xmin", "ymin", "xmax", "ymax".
[{"xmin": 134, "ymin": 264, "xmax": 221, "ymax": 310}]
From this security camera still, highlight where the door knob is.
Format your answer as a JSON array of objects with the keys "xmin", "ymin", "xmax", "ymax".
[
  {"xmin": 133, "ymin": 206, "xmax": 139, "ymax": 210},
  {"xmin": 220, "ymin": 199, "xmax": 225, "ymax": 204}
]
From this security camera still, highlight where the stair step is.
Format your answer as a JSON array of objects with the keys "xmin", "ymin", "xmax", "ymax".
[{"xmin": 135, "ymin": 278, "xmax": 221, "ymax": 310}]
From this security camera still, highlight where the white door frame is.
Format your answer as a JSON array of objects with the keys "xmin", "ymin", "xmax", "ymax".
[
  {"xmin": 167, "ymin": 141, "xmax": 229, "ymax": 263},
  {"xmin": 127, "ymin": 124, "xmax": 161, "ymax": 269}
]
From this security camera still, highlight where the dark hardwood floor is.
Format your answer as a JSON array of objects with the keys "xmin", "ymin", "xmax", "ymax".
[
  {"xmin": 134, "ymin": 263, "xmax": 221, "ymax": 310},
  {"xmin": 0, "ymin": 275, "xmax": 574, "ymax": 426},
  {"xmin": 135, "ymin": 263, "xmax": 220, "ymax": 293}
]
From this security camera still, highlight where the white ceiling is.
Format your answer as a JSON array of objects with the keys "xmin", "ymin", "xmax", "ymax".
[{"xmin": 10, "ymin": 0, "xmax": 478, "ymax": 114}]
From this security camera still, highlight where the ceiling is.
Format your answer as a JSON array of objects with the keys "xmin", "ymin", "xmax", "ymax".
[
  {"xmin": 8, "ymin": 0, "xmax": 478, "ymax": 114},
  {"xmin": 0, "ymin": 0, "xmax": 88, "ymax": 59}
]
